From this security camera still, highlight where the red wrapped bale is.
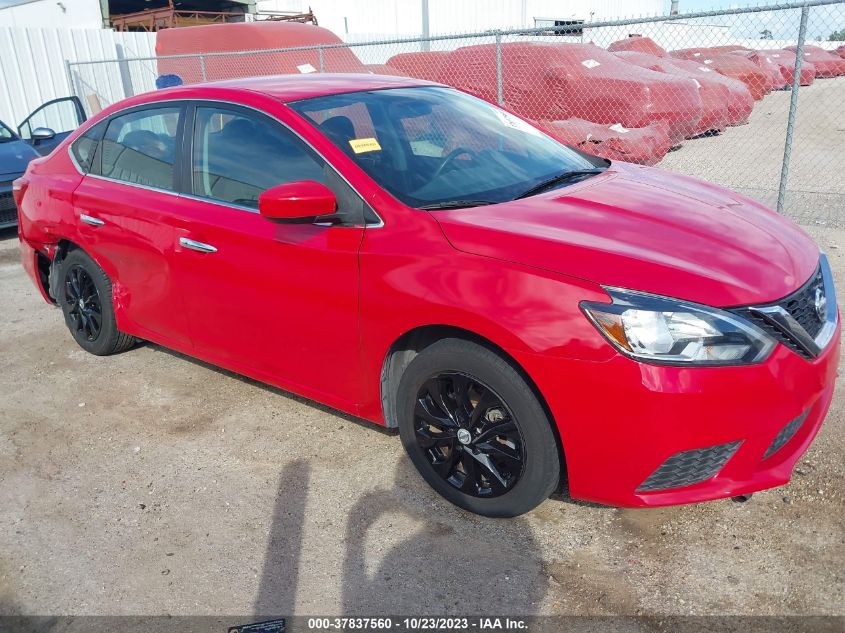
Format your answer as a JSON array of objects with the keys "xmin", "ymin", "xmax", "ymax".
[
  {"xmin": 836, "ymin": 45, "xmax": 845, "ymax": 59},
  {"xmin": 534, "ymin": 118, "xmax": 673, "ymax": 166},
  {"xmin": 156, "ymin": 22, "xmax": 366, "ymax": 84},
  {"xmin": 663, "ymin": 57, "xmax": 754, "ymax": 126},
  {"xmin": 671, "ymin": 46, "xmax": 750, "ymax": 58},
  {"xmin": 756, "ymin": 49, "xmax": 815, "ymax": 86},
  {"xmin": 364, "ymin": 64, "xmax": 405, "ymax": 76},
  {"xmin": 669, "ymin": 49, "xmax": 770, "ymax": 99},
  {"xmin": 439, "ymin": 42, "xmax": 703, "ymax": 144},
  {"xmin": 386, "ymin": 52, "xmax": 450, "ymax": 82},
  {"xmin": 607, "ymin": 36, "xmax": 667, "ymax": 57},
  {"xmin": 784, "ymin": 45, "xmax": 845, "ymax": 77},
  {"xmin": 732, "ymin": 50, "xmax": 788, "ymax": 90},
  {"xmin": 614, "ymin": 51, "xmax": 729, "ymax": 135}
]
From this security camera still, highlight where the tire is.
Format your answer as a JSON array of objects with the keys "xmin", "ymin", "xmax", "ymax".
[
  {"xmin": 396, "ymin": 338, "xmax": 560, "ymax": 517},
  {"xmin": 58, "ymin": 249, "xmax": 134, "ymax": 356}
]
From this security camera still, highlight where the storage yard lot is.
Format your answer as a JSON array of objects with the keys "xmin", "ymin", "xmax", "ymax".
[
  {"xmin": 662, "ymin": 76, "xmax": 845, "ymax": 228},
  {"xmin": 0, "ymin": 84, "xmax": 843, "ymax": 617}
]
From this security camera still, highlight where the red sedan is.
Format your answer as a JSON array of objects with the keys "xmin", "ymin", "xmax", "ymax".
[{"xmin": 15, "ymin": 75, "xmax": 839, "ymax": 517}]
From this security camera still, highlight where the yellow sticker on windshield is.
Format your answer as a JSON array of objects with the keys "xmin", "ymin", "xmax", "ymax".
[{"xmin": 349, "ymin": 137, "xmax": 381, "ymax": 154}]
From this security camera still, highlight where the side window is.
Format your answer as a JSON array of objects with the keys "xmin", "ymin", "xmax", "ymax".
[
  {"xmin": 70, "ymin": 121, "xmax": 106, "ymax": 174},
  {"xmin": 97, "ymin": 107, "xmax": 180, "ymax": 190},
  {"xmin": 192, "ymin": 106, "xmax": 325, "ymax": 209}
]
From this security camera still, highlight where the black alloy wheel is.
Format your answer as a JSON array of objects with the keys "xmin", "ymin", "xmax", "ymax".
[
  {"xmin": 57, "ymin": 248, "xmax": 135, "ymax": 356},
  {"xmin": 64, "ymin": 264, "xmax": 103, "ymax": 342},
  {"xmin": 398, "ymin": 339, "xmax": 560, "ymax": 517},
  {"xmin": 414, "ymin": 372, "xmax": 526, "ymax": 498}
]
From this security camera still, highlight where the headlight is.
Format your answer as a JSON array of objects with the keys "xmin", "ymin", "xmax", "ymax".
[{"xmin": 581, "ymin": 288, "xmax": 776, "ymax": 366}]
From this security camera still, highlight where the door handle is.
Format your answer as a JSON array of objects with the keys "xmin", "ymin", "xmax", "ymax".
[
  {"xmin": 179, "ymin": 237, "xmax": 217, "ymax": 253},
  {"xmin": 80, "ymin": 213, "xmax": 104, "ymax": 226}
]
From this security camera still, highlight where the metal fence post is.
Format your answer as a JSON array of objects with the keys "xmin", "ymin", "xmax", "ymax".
[
  {"xmin": 318, "ymin": 47, "xmax": 325, "ymax": 72},
  {"xmin": 115, "ymin": 43, "xmax": 135, "ymax": 98},
  {"xmin": 776, "ymin": 3, "xmax": 809, "ymax": 214},
  {"xmin": 495, "ymin": 31, "xmax": 503, "ymax": 106},
  {"xmin": 421, "ymin": 0, "xmax": 430, "ymax": 52},
  {"xmin": 199, "ymin": 54, "xmax": 207, "ymax": 81},
  {"xmin": 64, "ymin": 59, "xmax": 75, "ymax": 98}
]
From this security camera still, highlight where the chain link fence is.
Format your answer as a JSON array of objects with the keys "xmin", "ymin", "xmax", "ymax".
[{"xmin": 66, "ymin": 0, "xmax": 845, "ymax": 226}]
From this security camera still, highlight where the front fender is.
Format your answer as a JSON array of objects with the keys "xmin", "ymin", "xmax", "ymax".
[{"xmin": 356, "ymin": 213, "xmax": 614, "ymax": 423}]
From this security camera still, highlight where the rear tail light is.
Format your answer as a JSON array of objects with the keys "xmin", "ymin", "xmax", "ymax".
[{"xmin": 12, "ymin": 176, "xmax": 29, "ymax": 210}]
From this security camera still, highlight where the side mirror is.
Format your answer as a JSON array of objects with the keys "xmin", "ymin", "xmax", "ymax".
[
  {"xmin": 31, "ymin": 127, "xmax": 56, "ymax": 141},
  {"xmin": 258, "ymin": 180, "xmax": 338, "ymax": 224}
]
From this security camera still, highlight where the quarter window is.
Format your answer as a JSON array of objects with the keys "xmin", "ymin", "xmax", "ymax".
[
  {"xmin": 191, "ymin": 106, "xmax": 325, "ymax": 209},
  {"xmin": 97, "ymin": 107, "xmax": 180, "ymax": 191},
  {"xmin": 70, "ymin": 121, "xmax": 106, "ymax": 173}
]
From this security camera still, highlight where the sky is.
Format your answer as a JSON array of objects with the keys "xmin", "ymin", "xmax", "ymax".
[{"xmin": 665, "ymin": 1, "xmax": 843, "ymax": 42}]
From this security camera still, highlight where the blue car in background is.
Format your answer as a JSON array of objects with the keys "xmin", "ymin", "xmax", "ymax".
[{"xmin": 1, "ymin": 96, "xmax": 85, "ymax": 229}]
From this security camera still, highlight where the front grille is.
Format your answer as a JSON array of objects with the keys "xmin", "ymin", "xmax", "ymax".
[
  {"xmin": 0, "ymin": 189, "xmax": 16, "ymax": 225},
  {"xmin": 783, "ymin": 269, "xmax": 825, "ymax": 338},
  {"xmin": 742, "ymin": 311, "xmax": 814, "ymax": 360},
  {"xmin": 637, "ymin": 440, "xmax": 742, "ymax": 492},
  {"xmin": 763, "ymin": 410, "xmax": 809, "ymax": 459},
  {"xmin": 732, "ymin": 262, "xmax": 832, "ymax": 360}
]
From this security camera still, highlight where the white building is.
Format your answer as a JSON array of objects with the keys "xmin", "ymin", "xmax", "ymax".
[
  {"xmin": 256, "ymin": 0, "xmax": 667, "ymax": 39},
  {"xmin": 0, "ymin": 0, "xmax": 671, "ymax": 35},
  {"xmin": 0, "ymin": 0, "xmax": 106, "ymax": 29}
]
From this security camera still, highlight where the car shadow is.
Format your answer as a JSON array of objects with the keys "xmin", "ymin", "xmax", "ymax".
[{"xmin": 254, "ymin": 458, "xmax": 548, "ymax": 616}]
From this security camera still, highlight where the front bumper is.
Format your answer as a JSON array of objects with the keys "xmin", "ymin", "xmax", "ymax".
[{"xmin": 514, "ymin": 319, "xmax": 840, "ymax": 507}]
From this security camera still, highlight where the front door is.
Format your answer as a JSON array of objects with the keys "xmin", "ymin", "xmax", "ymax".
[
  {"xmin": 170, "ymin": 103, "xmax": 367, "ymax": 410},
  {"xmin": 18, "ymin": 96, "xmax": 86, "ymax": 155}
]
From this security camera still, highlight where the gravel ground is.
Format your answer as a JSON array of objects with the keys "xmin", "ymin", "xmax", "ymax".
[{"xmin": 0, "ymin": 219, "xmax": 842, "ymax": 619}]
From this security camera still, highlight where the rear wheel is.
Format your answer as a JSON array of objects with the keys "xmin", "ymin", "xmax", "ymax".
[
  {"xmin": 58, "ymin": 249, "xmax": 134, "ymax": 356},
  {"xmin": 396, "ymin": 338, "xmax": 560, "ymax": 517}
]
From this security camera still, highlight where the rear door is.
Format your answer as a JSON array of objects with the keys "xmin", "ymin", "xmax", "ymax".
[
  {"xmin": 71, "ymin": 103, "xmax": 193, "ymax": 347},
  {"xmin": 18, "ymin": 96, "xmax": 86, "ymax": 156}
]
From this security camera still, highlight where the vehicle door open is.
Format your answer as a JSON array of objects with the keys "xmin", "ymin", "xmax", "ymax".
[{"xmin": 18, "ymin": 96, "xmax": 87, "ymax": 156}]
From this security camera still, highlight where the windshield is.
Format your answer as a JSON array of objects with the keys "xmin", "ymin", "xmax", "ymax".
[
  {"xmin": 288, "ymin": 86, "xmax": 605, "ymax": 208},
  {"xmin": 0, "ymin": 121, "xmax": 15, "ymax": 143}
]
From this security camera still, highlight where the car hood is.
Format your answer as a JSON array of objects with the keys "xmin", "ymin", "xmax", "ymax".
[
  {"xmin": 432, "ymin": 163, "xmax": 818, "ymax": 307},
  {"xmin": 0, "ymin": 139, "xmax": 38, "ymax": 180}
]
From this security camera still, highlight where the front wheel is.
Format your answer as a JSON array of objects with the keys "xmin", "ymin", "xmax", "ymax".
[
  {"xmin": 396, "ymin": 339, "xmax": 560, "ymax": 517},
  {"xmin": 58, "ymin": 249, "xmax": 135, "ymax": 356}
]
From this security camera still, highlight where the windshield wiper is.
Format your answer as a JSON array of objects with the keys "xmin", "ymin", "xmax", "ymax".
[
  {"xmin": 418, "ymin": 200, "xmax": 495, "ymax": 210},
  {"xmin": 514, "ymin": 169, "xmax": 605, "ymax": 200}
]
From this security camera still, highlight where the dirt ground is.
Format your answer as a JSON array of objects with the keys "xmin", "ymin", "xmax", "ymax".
[{"xmin": 0, "ymin": 219, "xmax": 842, "ymax": 618}]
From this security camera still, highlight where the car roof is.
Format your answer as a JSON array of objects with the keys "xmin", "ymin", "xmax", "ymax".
[{"xmin": 203, "ymin": 73, "xmax": 442, "ymax": 102}]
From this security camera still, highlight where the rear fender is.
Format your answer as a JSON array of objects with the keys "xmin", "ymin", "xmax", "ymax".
[{"xmin": 47, "ymin": 241, "xmax": 72, "ymax": 302}]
